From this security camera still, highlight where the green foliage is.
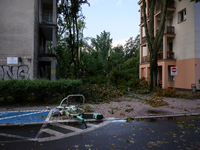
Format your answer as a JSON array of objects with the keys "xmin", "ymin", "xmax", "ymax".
[
  {"xmin": 0, "ymin": 79, "xmax": 124, "ymax": 106},
  {"xmin": 54, "ymin": 45, "xmax": 72, "ymax": 78},
  {"xmin": 110, "ymin": 45, "xmax": 124, "ymax": 69},
  {"xmin": 0, "ymin": 79, "xmax": 82, "ymax": 105},
  {"xmin": 155, "ymin": 88, "xmax": 177, "ymax": 97},
  {"xmin": 91, "ymin": 30, "xmax": 112, "ymax": 61},
  {"xmin": 81, "ymin": 50, "xmax": 105, "ymax": 77},
  {"xmin": 87, "ymin": 75, "xmax": 107, "ymax": 84},
  {"xmin": 125, "ymin": 108, "xmax": 134, "ymax": 112},
  {"xmin": 124, "ymin": 35, "xmax": 140, "ymax": 60},
  {"xmin": 139, "ymin": 77, "xmax": 149, "ymax": 93},
  {"xmin": 142, "ymin": 97, "xmax": 169, "ymax": 107},
  {"xmin": 154, "ymin": 88, "xmax": 200, "ymax": 99},
  {"xmin": 77, "ymin": 83, "xmax": 123, "ymax": 104},
  {"xmin": 57, "ymin": 0, "xmax": 89, "ymax": 78}
]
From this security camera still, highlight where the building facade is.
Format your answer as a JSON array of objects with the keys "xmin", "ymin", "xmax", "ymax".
[
  {"xmin": 0, "ymin": 0, "xmax": 57, "ymax": 80},
  {"xmin": 138, "ymin": 0, "xmax": 200, "ymax": 90}
]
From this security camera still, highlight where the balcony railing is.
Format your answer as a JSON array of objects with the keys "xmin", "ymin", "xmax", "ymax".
[
  {"xmin": 156, "ymin": 26, "xmax": 175, "ymax": 34},
  {"xmin": 141, "ymin": 51, "xmax": 174, "ymax": 63},
  {"xmin": 141, "ymin": 36, "xmax": 147, "ymax": 44},
  {"xmin": 141, "ymin": 55, "xmax": 150, "ymax": 63},
  {"xmin": 157, "ymin": 52, "xmax": 163, "ymax": 60},
  {"xmin": 157, "ymin": 51, "xmax": 175, "ymax": 60},
  {"xmin": 41, "ymin": 14, "xmax": 53, "ymax": 24},
  {"xmin": 39, "ymin": 46, "xmax": 55, "ymax": 56},
  {"xmin": 167, "ymin": 51, "xmax": 174, "ymax": 60},
  {"xmin": 156, "ymin": 1, "xmax": 175, "ymax": 13},
  {"xmin": 167, "ymin": 26, "xmax": 175, "ymax": 34}
]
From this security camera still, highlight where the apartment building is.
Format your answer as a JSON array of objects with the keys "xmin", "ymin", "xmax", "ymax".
[
  {"xmin": 0, "ymin": 0, "xmax": 57, "ymax": 80},
  {"xmin": 138, "ymin": 0, "xmax": 200, "ymax": 90}
]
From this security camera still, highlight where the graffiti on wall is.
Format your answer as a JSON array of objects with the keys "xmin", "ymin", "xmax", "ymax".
[{"xmin": 0, "ymin": 65, "xmax": 30, "ymax": 80}]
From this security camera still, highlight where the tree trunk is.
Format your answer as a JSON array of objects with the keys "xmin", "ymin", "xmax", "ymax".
[
  {"xmin": 152, "ymin": 50, "xmax": 158, "ymax": 91},
  {"xmin": 142, "ymin": 0, "xmax": 167, "ymax": 91}
]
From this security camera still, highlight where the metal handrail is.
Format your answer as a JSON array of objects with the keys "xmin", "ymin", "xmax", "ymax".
[{"xmin": 59, "ymin": 94, "xmax": 85, "ymax": 107}]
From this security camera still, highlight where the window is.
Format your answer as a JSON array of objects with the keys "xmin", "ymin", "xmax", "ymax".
[{"xmin": 178, "ymin": 8, "xmax": 186, "ymax": 23}]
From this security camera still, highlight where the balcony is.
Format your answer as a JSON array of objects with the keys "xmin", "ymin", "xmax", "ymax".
[
  {"xmin": 141, "ymin": 55, "xmax": 150, "ymax": 63},
  {"xmin": 156, "ymin": 1, "xmax": 175, "ymax": 13},
  {"xmin": 156, "ymin": 26, "xmax": 175, "ymax": 35},
  {"xmin": 167, "ymin": 51, "xmax": 174, "ymax": 60},
  {"xmin": 40, "ymin": 14, "xmax": 53, "ymax": 24},
  {"xmin": 157, "ymin": 52, "xmax": 163, "ymax": 60},
  {"xmin": 141, "ymin": 36, "xmax": 147, "ymax": 44},
  {"xmin": 166, "ymin": 26, "xmax": 175, "ymax": 34},
  {"xmin": 141, "ymin": 51, "xmax": 174, "ymax": 63},
  {"xmin": 39, "ymin": 46, "xmax": 56, "ymax": 57},
  {"xmin": 157, "ymin": 51, "xmax": 175, "ymax": 60}
]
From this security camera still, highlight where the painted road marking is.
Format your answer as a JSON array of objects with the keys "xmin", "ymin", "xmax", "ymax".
[
  {"xmin": 0, "ymin": 120, "xmax": 111, "ymax": 143},
  {"xmin": 0, "ymin": 110, "xmax": 50, "ymax": 125},
  {"xmin": 41, "ymin": 128, "xmax": 65, "ymax": 137},
  {"xmin": 55, "ymin": 123, "xmax": 83, "ymax": 132},
  {"xmin": 0, "ymin": 133, "xmax": 29, "ymax": 140},
  {"xmin": 34, "ymin": 121, "xmax": 111, "ymax": 142}
]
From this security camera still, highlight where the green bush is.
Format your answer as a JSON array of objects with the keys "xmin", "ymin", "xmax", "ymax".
[
  {"xmin": 0, "ymin": 79, "xmax": 82, "ymax": 105},
  {"xmin": 155, "ymin": 88, "xmax": 177, "ymax": 97},
  {"xmin": 77, "ymin": 83, "xmax": 123, "ymax": 104},
  {"xmin": 87, "ymin": 75, "xmax": 107, "ymax": 84},
  {"xmin": 109, "ymin": 68, "xmax": 139, "ymax": 87},
  {"xmin": 0, "ymin": 79, "xmax": 124, "ymax": 105}
]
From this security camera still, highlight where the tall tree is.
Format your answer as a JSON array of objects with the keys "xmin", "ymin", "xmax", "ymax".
[
  {"xmin": 91, "ymin": 31, "xmax": 113, "ymax": 61},
  {"xmin": 142, "ymin": 0, "xmax": 167, "ymax": 91},
  {"xmin": 57, "ymin": 0, "xmax": 89, "ymax": 78},
  {"xmin": 124, "ymin": 35, "xmax": 140, "ymax": 60},
  {"xmin": 110, "ymin": 45, "xmax": 124, "ymax": 70}
]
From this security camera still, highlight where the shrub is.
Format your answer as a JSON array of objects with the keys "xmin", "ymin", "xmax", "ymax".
[
  {"xmin": 0, "ymin": 78, "xmax": 124, "ymax": 105},
  {"xmin": 138, "ymin": 78, "xmax": 149, "ymax": 93},
  {"xmin": 0, "ymin": 79, "xmax": 82, "ymax": 105},
  {"xmin": 155, "ymin": 88, "xmax": 177, "ymax": 97},
  {"xmin": 77, "ymin": 83, "xmax": 123, "ymax": 104},
  {"xmin": 143, "ymin": 96, "xmax": 169, "ymax": 107}
]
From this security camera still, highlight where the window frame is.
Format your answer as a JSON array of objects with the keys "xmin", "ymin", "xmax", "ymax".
[{"xmin": 178, "ymin": 8, "xmax": 186, "ymax": 23}]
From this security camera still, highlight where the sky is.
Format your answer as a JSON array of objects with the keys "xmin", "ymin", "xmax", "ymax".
[{"xmin": 81, "ymin": 0, "xmax": 140, "ymax": 47}]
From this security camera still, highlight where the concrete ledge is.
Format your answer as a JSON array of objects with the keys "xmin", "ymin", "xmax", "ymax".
[{"xmin": 134, "ymin": 113, "xmax": 200, "ymax": 119}]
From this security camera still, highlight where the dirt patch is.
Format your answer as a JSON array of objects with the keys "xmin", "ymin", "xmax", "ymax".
[{"xmin": 90, "ymin": 94, "xmax": 200, "ymax": 119}]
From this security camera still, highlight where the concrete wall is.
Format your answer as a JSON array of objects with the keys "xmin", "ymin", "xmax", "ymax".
[
  {"xmin": 195, "ymin": 3, "xmax": 200, "ymax": 59},
  {"xmin": 175, "ymin": 58, "xmax": 196, "ymax": 89},
  {"xmin": 173, "ymin": 0, "xmax": 195, "ymax": 60},
  {"xmin": 194, "ymin": 2, "xmax": 200, "ymax": 88},
  {"xmin": 0, "ymin": 0, "xmax": 35, "ymax": 80},
  {"xmin": 171, "ymin": 1, "xmax": 200, "ymax": 89},
  {"xmin": 34, "ymin": 0, "xmax": 39, "ymax": 79}
]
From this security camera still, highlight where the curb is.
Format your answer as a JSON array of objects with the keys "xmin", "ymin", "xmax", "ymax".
[
  {"xmin": 134, "ymin": 113, "xmax": 200, "ymax": 119},
  {"xmin": 105, "ymin": 113, "xmax": 200, "ymax": 122}
]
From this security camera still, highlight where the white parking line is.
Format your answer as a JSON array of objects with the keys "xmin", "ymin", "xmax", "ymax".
[
  {"xmin": 41, "ymin": 128, "xmax": 65, "ymax": 137},
  {"xmin": 55, "ymin": 123, "xmax": 83, "ymax": 132}
]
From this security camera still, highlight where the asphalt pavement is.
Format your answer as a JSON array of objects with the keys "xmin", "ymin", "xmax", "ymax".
[{"xmin": 0, "ymin": 116, "xmax": 200, "ymax": 150}]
